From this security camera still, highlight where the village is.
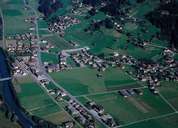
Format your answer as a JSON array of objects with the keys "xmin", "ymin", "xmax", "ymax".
[
  {"xmin": 7, "ymin": 30, "xmax": 178, "ymax": 127},
  {"xmin": 48, "ymin": 15, "xmax": 80, "ymax": 37},
  {"xmin": 1, "ymin": 0, "xmax": 178, "ymax": 128},
  {"xmin": 5, "ymin": 10, "xmax": 178, "ymax": 125}
]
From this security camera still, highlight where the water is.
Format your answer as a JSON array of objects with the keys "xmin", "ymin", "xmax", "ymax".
[{"xmin": 0, "ymin": 48, "xmax": 35, "ymax": 128}]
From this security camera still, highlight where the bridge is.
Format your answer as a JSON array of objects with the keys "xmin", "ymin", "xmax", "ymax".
[{"xmin": 0, "ymin": 77, "xmax": 12, "ymax": 82}]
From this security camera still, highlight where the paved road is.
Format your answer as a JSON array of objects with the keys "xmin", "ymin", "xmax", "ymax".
[
  {"xmin": 62, "ymin": 46, "xmax": 90, "ymax": 53},
  {"xmin": 0, "ymin": 77, "xmax": 11, "ymax": 82},
  {"xmin": 45, "ymin": 72, "xmax": 110, "ymax": 128},
  {"xmin": 22, "ymin": 0, "xmax": 110, "ymax": 127},
  {"xmin": 0, "ymin": 2, "xmax": 36, "ymax": 128}
]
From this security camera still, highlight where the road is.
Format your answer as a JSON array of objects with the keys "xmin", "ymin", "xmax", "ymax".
[
  {"xmin": 62, "ymin": 46, "xmax": 90, "ymax": 53},
  {"xmin": 0, "ymin": 3, "xmax": 36, "ymax": 128},
  {"xmin": 21, "ymin": 1, "xmax": 178, "ymax": 128},
  {"xmin": 0, "ymin": 77, "xmax": 11, "ymax": 82},
  {"xmin": 22, "ymin": 1, "xmax": 110, "ymax": 127}
]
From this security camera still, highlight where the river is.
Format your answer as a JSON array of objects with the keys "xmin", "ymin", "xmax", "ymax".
[{"xmin": 0, "ymin": 48, "xmax": 35, "ymax": 128}]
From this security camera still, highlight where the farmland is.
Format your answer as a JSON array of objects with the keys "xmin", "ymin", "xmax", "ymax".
[
  {"xmin": 50, "ymin": 67, "xmax": 140, "ymax": 96},
  {"xmin": 15, "ymin": 76, "xmax": 72, "ymax": 124},
  {"xmin": 77, "ymin": 88, "xmax": 174, "ymax": 125},
  {"xmin": 1, "ymin": 0, "xmax": 178, "ymax": 128}
]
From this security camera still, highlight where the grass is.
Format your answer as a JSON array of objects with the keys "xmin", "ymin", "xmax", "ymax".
[
  {"xmin": 49, "ymin": 0, "xmax": 72, "ymax": 17},
  {"xmin": 41, "ymin": 52, "xmax": 59, "ymax": 64},
  {"xmin": 50, "ymin": 67, "xmax": 139, "ymax": 96},
  {"xmin": 42, "ymin": 35, "xmax": 73, "ymax": 52},
  {"xmin": 2, "ymin": 0, "xmax": 177, "ymax": 127},
  {"xmin": 14, "ymin": 76, "xmax": 81, "ymax": 125},
  {"xmin": 30, "ymin": 104, "xmax": 61, "ymax": 117},
  {"xmin": 0, "ymin": 111, "xmax": 21, "ymax": 128},
  {"xmin": 124, "ymin": 23, "xmax": 138, "ymax": 32},
  {"xmin": 129, "ymin": 0, "xmax": 160, "ymax": 18},
  {"xmin": 45, "ymin": 82, "xmax": 57, "ymax": 90},
  {"xmin": 78, "ymin": 89, "xmax": 174, "ymax": 125},
  {"xmin": 1, "ymin": 0, "xmax": 32, "ymax": 36},
  {"xmin": 158, "ymin": 81, "xmax": 178, "ymax": 110},
  {"xmin": 15, "ymin": 76, "xmax": 64, "ymax": 121},
  {"xmin": 116, "ymin": 40, "xmax": 163, "ymax": 60},
  {"xmin": 64, "ymin": 19, "xmax": 117, "ymax": 54},
  {"xmin": 38, "ymin": 20, "xmax": 48, "ymax": 29},
  {"xmin": 17, "ymin": 81, "xmax": 61, "ymax": 113},
  {"xmin": 3, "ymin": 9, "xmax": 22, "ymax": 16},
  {"xmin": 174, "ymin": 54, "xmax": 178, "ymax": 61},
  {"xmin": 43, "ymin": 111, "xmax": 72, "ymax": 125},
  {"xmin": 123, "ymin": 113, "xmax": 178, "ymax": 128}
]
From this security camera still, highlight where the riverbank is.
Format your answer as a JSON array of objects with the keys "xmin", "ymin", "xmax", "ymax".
[{"xmin": 0, "ymin": 48, "xmax": 35, "ymax": 128}]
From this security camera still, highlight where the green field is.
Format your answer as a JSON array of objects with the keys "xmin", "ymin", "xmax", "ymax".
[
  {"xmin": 43, "ymin": 111, "xmax": 71, "ymax": 125},
  {"xmin": 17, "ymin": 80, "xmax": 60, "ymax": 116},
  {"xmin": 50, "ymin": 67, "xmax": 141, "ymax": 96},
  {"xmin": 64, "ymin": 18, "xmax": 117, "ymax": 54},
  {"xmin": 1, "ymin": 0, "xmax": 32, "ymax": 36},
  {"xmin": 41, "ymin": 52, "xmax": 59, "ymax": 64},
  {"xmin": 78, "ymin": 89, "xmax": 174, "ymax": 125},
  {"xmin": 123, "ymin": 113, "xmax": 178, "ymax": 128},
  {"xmin": 42, "ymin": 35, "xmax": 73, "ymax": 52},
  {"xmin": 2, "ymin": 0, "xmax": 178, "ymax": 127},
  {"xmin": 158, "ymin": 81, "xmax": 178, "ymax": 110},
  {"xmin": 15, "ymin": 76, "xmax": 69, "ymax": 123}
]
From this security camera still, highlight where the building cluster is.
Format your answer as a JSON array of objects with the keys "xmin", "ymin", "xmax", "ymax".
[
  {"xmin": 48, "ymin": 88, "xmax": 67, "ymax": 102},
  {"xmin": 43, "ymin": 49, "xmax": 76, "ymax": 73},
  {"xmin": 135, "ymin": 62, "xmax": 162, "ymax": 94},
  {"xmin": 31, "ymin": 73, "xmax": 77, "ymax": 128},
  {"xmin": 37, "ymin": 85, "xmax": 75, "ymax": 128},
  {"xmin": 44, "ymin": 52, "xmax": 71, "ymax": 73},
  {"xmin": 25, "ymin": 16, "xmax": 36, "ymax": 24},
  {"xmin": 130, "ymin": 38, "xmax": 149, "ymax": 48},
  {"xmin": 43, "ymin": 47, "xmax": 137, "ymax": 75},
  {"xmin": 60, "ymin": 121, "xmax": 75, "ymax": 128},
  {"xmin": 47, "ymin": 85, "xmax": 97, "ymax": 128},
  {"xmin": 12, "ymin": 61, "xmax": 28, "ymax": 77},
  {"xmin": 71, "ymin": 48, "xmax": 108, "ymax": 71},
  {"xmin": 114, "ymin": 22, "xmax": 123, "ymax": 32},
  {"xmin": 22, "ymin": 54, "xmax": 96, "ymax": 128},
  {"xmin": 86, "ymin": 101, "xmax": 116, "ymax": 127},
  {"xmin": 71, "ymin": 0, "xmax": 83, "ymax": 15},
  {"xmin": 40, "ymin": 40, "xmax": 55, "ymax": 53},
  {"xmin": 161, "ymin": 48, "xmax": 178, "ymax": 81},
  {"xmin": 13, "ymin": 33, "xmax": 37, "ymax": 41},
  {"xmin": 30, "ymin": 63, "xmax": 50, "ymax": 86},
  {"xmin": 7, "ymin": 33, "xmax": 37, "ymax": 55},
  {"xmin": 135, "ymin": 48, "xmax": 178, "ymax": 94},
  {"xmin": 70, "ymin": 50, "xmax": 138, "ymax": 72},
  {"xmin": 48, "ymin": 16, "xmax": 80, "ymax": 36},
  {"xmin": 7, "ymin": 41, "xmax": 31, "ymax": 54},
  {"xmin": 118, "ymin": 88, "xmax": 143, "ymax": 98},
  {"xmin": 162, "ymin": 48, "xmax": 175, "ymax": 65},
  {"xmin": 58, "ymin": 51, "xmax": 70, "ymax": 70},
  {"xmin": 40, "ymin": 40, "xmax": 71, "ymax": 72},
  {"xmin": 45, "ymin": 63, "xmax": 60, "ymax": 73},
  {"xmin": 107, "ymin": 52, "xmax": 137, "ymax": 67},
  {"xmin": 10, "ymin": 41, "xmax": 51, "ymax": 86},
  {"xmin": 66, "ymin": 99, "xmax": 95, "ymax": 128},
  {"xmin": 45, "ymin": 47, "xmax": 138, "ymax": 73},
  {"xmin": 68, "ymin": 40, "xmax": 79, "ymax": 47}
]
